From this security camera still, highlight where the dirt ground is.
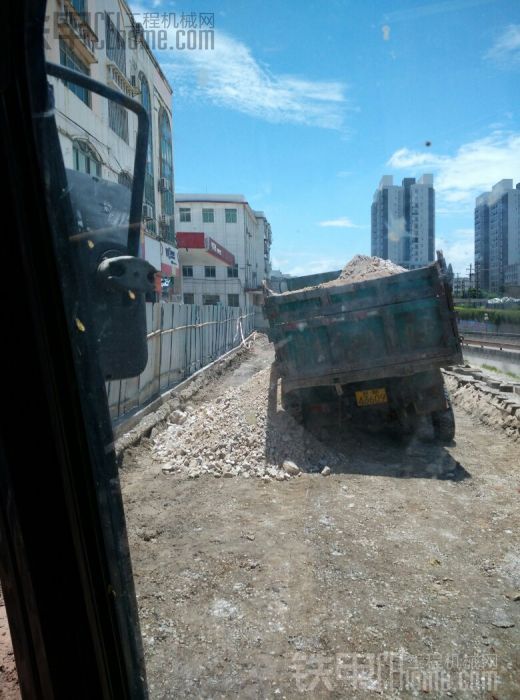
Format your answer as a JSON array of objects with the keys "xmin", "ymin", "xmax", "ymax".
[
  {"xmin": 121, "ymin": 337, "xmax": 520, "ymax": 699},
  {"xmin": 0, "ymin": 587, "xmax": 20, "ymax": 700}
]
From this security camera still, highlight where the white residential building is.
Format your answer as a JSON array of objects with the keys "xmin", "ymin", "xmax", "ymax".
[
  {"xmin": 45, "ymin": 0, "xmax": 178, "ymax": 294},
  {"xmin": 371, "ymin": 174, "xmax": 435, "ymax": 269},
  {"xmin": 174, "ymin": 195, "xmax": 272, "ymax": 310}
]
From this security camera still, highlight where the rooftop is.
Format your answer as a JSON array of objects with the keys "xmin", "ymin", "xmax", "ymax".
[{"xmin": 175, "ymin": 194, "xmax": 247, "ymax": 203}]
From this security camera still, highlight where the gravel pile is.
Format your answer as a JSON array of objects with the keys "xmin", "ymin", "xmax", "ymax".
[
  {"xmin": 274, "ymin": 255, "xmax": 407, "ymax": 295},
  {"xmin": 334, "ymin": 255, "xmax": 406, "ymax": 284},
  {"xmin": 152, "ymin": 366, "xmax": 344, "ymax": 480}
]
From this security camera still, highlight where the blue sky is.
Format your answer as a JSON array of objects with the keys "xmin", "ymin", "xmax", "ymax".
[{"xmin": 131, "ymin": 0, "xmax": 520, "ymax": 275}]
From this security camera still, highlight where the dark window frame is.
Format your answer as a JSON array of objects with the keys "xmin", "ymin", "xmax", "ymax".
[
  {"xmin": 73, "ymin": 140, "xmax": 101, "ymax": 177},
  {"xmin": 105, "ymin": 12, "xmax": 126, "ymax": 75},
  {"xmin": 225, "ymin": 208, "xmax": 237, "ymax": 223},
  {"xmin": 59, "ymin": 37, "xmax": 91, "ymax": 106},
  {"xmin": 158, "ymin": 107, "xmax": 174, "ymax": 242}
]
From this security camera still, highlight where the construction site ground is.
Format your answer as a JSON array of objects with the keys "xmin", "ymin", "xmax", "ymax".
[{"xmin": 120, "ymin": 335, "xmax": 520, "ymax": 699}]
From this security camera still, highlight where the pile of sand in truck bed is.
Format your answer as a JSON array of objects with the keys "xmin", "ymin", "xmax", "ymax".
[{"xmin": 274, "ymin": 256, "xmax": 407, "ymax": 295}]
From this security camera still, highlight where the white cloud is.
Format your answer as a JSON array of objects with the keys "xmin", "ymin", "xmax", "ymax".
[
  {"xmin": 485, "ymin": 25, "xmax": 520, "ymax": 66},
  {"xmin": 437, "ymin": 228, "xmax": 474, "ymax": 276},
  {"xmin": 285, "ymin": 258, "xmax": 342, "ymax": 276},
  {"xmin": 318, "ymin": 216, "xmax": 364, "ymax": 228},
  {"xmin": 148, "ymin": 24, "xmax": 349, "ymax": 129},
  {"xmin": 271, "ymin": 251, "xmax": 345, "ymax": 276},
  {"xmin": 387, "ymin": 131, "xmax": 520, "ymax": 210}
]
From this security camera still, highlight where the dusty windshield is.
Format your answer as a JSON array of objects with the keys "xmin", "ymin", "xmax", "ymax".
[{"xmin": 3, "ymin": 1, "xmax": 518, "ymax": 698}]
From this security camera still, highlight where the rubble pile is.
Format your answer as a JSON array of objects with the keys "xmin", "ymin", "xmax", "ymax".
[
  {"xmin": 152, "ymin": 367, "xmax": 344, "ymax": 480},
  {"xmin": 275, "ymin": 255, "xmax": 407, "ymax": 295},
  {"xmin": 335, "ymin": 255, "xmax": 406, "ymax": 284},
  {"xmin": 443, "ymin": 368, "xmax": 520, "ymax": 441}
]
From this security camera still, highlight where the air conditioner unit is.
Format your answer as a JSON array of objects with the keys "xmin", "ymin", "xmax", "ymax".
[
  {"xmin": 142, "ymin": 203, "xmax": 153, "ymax": 220},
  {"xmin": 159, "ymin": 214, "xmax": 171, "ymax": 227},
  {"xmin": 159, "ymin": 177, "xmax": 171, "ymax": 193}
]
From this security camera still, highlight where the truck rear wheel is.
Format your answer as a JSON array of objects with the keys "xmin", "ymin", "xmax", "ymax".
[{"xmin": 432, "ymin": 396, "xmax": 455, "ymax": 443}]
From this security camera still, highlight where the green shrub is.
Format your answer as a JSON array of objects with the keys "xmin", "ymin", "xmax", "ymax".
[{"xmin": 454, "ymin": 306, "xmax": 520, "ymax": 326}]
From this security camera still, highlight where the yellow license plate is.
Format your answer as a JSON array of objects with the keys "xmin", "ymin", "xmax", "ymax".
[{"xmin": 355, "ymin": 388, "xmax": 388, "ymax": 406}]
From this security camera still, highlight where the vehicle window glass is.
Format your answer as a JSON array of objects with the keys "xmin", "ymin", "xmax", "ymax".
[{"xmin": 22, "ymin": 3, "xmax": 520, "ymax": 699}]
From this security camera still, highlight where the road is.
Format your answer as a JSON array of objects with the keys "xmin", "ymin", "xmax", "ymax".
[{"xmin": 120, "ymin": 337, "xmax": 519, "ymax": 699}]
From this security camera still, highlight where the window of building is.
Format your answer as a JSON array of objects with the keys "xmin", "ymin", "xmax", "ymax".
[
  {"xmin": 70, "ymin": 0, "xmax": 86, "ymax": 12},
  {"xmin": 159, "ymin": 108, "xmax": 174, "ymax": 242},
  {"xmin": 227, "ymin": 264, "xmax": 239, "ymax": 278},
  {"xmin": 73, "ymin": 141, "xmax": 101, "ymax": 177},
  {"xmin": 202, "ymin": 208, "xmax": 214, "ymax": 223},
  {"xmin": 205, "ymin": 266, "xmax": 216, "ymax": 278},
  {"xmin": 203, "ymin": 294, "xmax": 220, "ymax": 305},
  {"xmin": 59, "ymin": 38, "xmax": 91, "ymax": 106},
  {"xmin": 182, "ymin": 265, "xmax": 193, "ymax": 277},
  {"xmin": 225, "ymin": 208, "xmax": 237, "ymax": 223},
  {"xmin": 105, "ymin": 12, "xmax": 126, "ymax": 75},
  {"xmin": 183, "ymin": 293, "xmax": 194, "ymax": 305},
  {"xmin": 140, "ymin": 74, "xmax": 155, "ymax": 232},
  {"xmin": 179, "ymin": 208, "xmax": 191, "ymax": 222},
  {"xmin": 227, "ymin": 294, "xmax": 240, "ymax": 307},
  {"xmin": 118, "ymin": 171, "xmax": 132, "ymax": 189},
  {"xmin": 108, "ymin": 101, "xmax": 128, "ymax": 143}
]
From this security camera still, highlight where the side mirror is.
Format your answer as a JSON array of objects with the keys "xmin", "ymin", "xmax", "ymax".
[
  {"xmin": 65, "ymin": 169, "xmax": 156, "ymax": 379},
  {"xmin": 45, "ymin": 62, "xmax": 155, "ymax": 380}
]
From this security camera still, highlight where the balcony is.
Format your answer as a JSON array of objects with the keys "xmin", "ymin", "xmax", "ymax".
[
  {"xmin": 57, "ymin": 0, "xmax": 98, "ymax": 64},
  {"xmin": 106, "ymin": 61, "xmax": 140, "ymax": 98}
]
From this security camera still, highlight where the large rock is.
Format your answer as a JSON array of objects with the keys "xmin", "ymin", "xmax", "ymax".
[{"xmin": 282, "ymin": 460, "xmax": 300, "ymax": 476}]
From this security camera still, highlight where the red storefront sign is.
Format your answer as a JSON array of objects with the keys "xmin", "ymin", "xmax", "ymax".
[
  {"xmin": 176, "ymin": 232, "xmax": 235, "ymax": 266},
  {"xmin": 206, "ymin": 237, "xmax": 235, "ymax": 266}
]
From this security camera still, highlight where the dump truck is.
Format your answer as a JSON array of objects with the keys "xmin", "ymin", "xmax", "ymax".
[{"xmin": 263, "ymin": 253, "xmax": 462, "ymax": 441}]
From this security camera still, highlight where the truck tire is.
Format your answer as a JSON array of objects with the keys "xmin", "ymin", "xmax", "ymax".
[{"xmin": 432, "ymin": 395, "xmax": 455, "ymax": 443}]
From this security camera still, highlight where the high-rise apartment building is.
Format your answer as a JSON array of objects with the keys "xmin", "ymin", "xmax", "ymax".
[
  {"xmin": 474, "ymin": 179, "xmax": 520, "ymax": 294},
  {"xmin": 371, "ymin": 174, "xmax": 435, "ymax": 268}
]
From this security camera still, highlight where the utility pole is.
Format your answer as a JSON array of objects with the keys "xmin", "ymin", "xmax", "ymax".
[
  {"xmin": 474, "ymin": 261, "xmax": 481, "ymax": 298},
  {"xmin": 466, "ymin": 264, "xmax": 474, "ymax": 298}
]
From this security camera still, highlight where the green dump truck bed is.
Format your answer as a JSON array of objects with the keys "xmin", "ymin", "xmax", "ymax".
[{"xmin": 264, "ymin": 259, "xmax": 462, "ymax": 392}]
